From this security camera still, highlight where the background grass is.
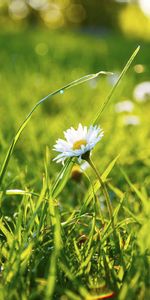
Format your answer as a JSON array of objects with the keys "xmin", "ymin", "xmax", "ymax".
[
  {"xmin": 0, "ymin": 28, "xmax": 150, "ymax": 186},
  {"xmin": 0, "ymin": 27, "xmax": 150, "ymax": 299}
]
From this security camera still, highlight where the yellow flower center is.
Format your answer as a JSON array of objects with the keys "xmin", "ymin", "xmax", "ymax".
[{"xmin": 72, "ymin": 139, "xmax": 87, "ymax": 150}]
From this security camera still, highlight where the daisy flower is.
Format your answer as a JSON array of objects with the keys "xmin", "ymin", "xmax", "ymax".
[{"xmin": 53, "ymin": 123, "xmax": 104, "ymax": 164}]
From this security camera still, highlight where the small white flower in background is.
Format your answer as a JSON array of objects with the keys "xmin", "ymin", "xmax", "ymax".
[
  {"xmin": 115, "ymin": 100, "xmax": 134, "ymax": 113},
  {"xmin": 53, "ymin": 123, "xmax": 103, "ymax": 164},
  {"xmin": 123, "ymin": 115, "xmax": 140, "ymax": 126},
  {"xmin": 133, "ymin": 81, "xmax": 150, "ymax": 102}
]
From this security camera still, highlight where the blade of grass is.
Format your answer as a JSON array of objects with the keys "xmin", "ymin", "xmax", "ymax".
[
  {"xmin": 52, "ymin": 158, "xmax": 74, "ymax": 199},
  {"xmin": 59, "ymin": 261, "xmax": 89, "ymax": 298},
  {"xmin": 93, "ymin": 46, "xmax": 140, "ymax": 125},
  {"xmin": 101, "ymin": 195, "xmax": 125, "ymax": 243},
  {"xmin": 83, "ymin": 155, "xmax": 119, "ymax": 208},
  {"xmin": 0, "ymin": 219, "xmax": 14, "ymax": 246},
  {"xmin": 45, "ymin": 207, "xmax": 62, "ymax": 300},
  {"xmin": 108, "ymin": 183, "xmax": 142, "ymax": 224},
  {"xmin": 119, "ymin": 165, "xmax": 147, "ymax": 204}
]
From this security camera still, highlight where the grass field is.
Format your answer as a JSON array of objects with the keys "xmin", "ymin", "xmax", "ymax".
[{"xmin": 0, "ymin": 27, "xmax": 150, "ymax": 299}]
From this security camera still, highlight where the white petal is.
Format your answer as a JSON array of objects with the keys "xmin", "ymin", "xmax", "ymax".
[{"xmin": 53, "ymin": 123, "xmax": 104, "ymax": 164}]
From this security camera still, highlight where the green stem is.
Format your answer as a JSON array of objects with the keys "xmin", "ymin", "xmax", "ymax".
[{"xmin": 86, "ymin": 156, "xmax": 114, "ymax": 226}]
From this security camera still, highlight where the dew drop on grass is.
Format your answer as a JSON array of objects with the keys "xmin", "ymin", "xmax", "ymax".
[{"xmin": 60, "ymin": 90, "xmax": 64, "ymax": 94}]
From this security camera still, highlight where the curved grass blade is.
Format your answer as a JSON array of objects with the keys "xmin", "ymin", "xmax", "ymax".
[
  {"xmin": 0, "ymin": 71, "xmax": 110, "ymax": 187},
  {"xmin": 108, "ymin": 183, "xmax": 142, "ymax": 224},
  {"xmin": 93, "ymin": 46, "xmax": 140, "ymax": 125},
  {"xmin": 4, "ymin": 189, "xmax": 40, "ymax": 198},
  {"xmin": 0, "ymin": 219, "xmax": 14, "ymax": 246},
  {"xmin": 119, "ymin": 166, "xmax": 147, "ymax": 204}
]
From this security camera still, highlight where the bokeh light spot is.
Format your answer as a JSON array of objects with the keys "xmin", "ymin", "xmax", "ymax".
[
  {"xmin": 41, "ymin": 3, "xmax": 64, "ymax": 28},
  {"xmin": 28, "ymin": 0, "xmax": 49, "ymax": 11},
  {"xmin": 66, "ymin": 4, "xmax": 86, "ymax": 24},
  {"xmin": 9, "ymin": 0, "xmax": 29, "ymax": 20},
  {"xmin": 134, "ymin": 64, "xmax": 145, "ymax": 73},
  {"xmin": 35, "ymin": 43, "xmax": 49, "ymax": 56},
  {"xmin": 138, "ymin": 0, "xmax": 150, "ymax": 17}
]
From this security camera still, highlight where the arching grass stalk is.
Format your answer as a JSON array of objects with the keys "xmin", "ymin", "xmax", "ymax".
[
  {"xmin": 0, "ymin": 46, "xmax": 140, "ymax": 188},
  {"xmin": 0, "ymin": 71, "xmax": 110, "ymax": 187},
  {"xmin": 93, "ymin": 46, "xmax": 140, "ymax": 125}
]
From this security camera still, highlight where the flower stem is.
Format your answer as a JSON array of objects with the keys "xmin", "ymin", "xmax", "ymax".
[{"xmin": 86, "ymin": 157, "xmax": 114, "ymax": 226}]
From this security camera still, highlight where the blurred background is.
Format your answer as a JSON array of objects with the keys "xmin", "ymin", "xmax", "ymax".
[
  {"xmin": 0, "ymin": 0, "xmax": 150, "ymax": 191},
  {"xmin": 1, "ymin": 0, "xmax": 150, "ymax": 38}
]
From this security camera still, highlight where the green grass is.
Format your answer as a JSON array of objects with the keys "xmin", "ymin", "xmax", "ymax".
[{"xmin": 0, "ymin": 28, "xmax": 150, "ymax": 299}]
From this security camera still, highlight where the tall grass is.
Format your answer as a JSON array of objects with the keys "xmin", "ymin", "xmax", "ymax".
[{"xmin": 0, "ymin": 31, "xmax": 149, "ymax": 300}]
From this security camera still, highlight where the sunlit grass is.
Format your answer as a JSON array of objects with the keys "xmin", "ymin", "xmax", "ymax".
[{"xmin": 0, "ymin": 28, "xmax": 150, "ymax": 300}]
